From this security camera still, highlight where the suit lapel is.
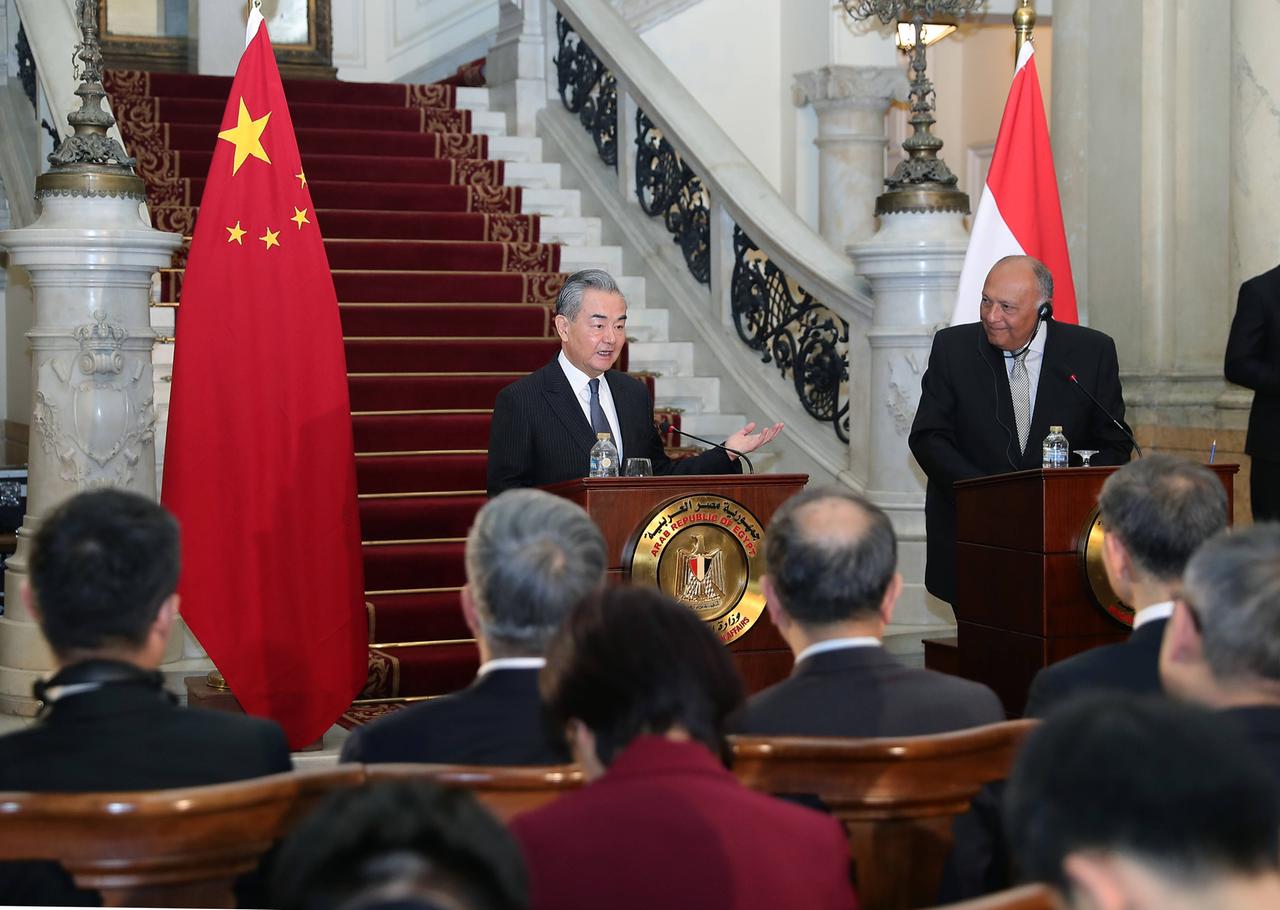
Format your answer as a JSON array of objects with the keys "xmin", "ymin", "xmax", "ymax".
[
  {"xmin": 539, "ymin": 359, "xmax": 597, "ymax": 454},
  {"xmin": 977, "ymin": 328, "xmax": 1020, "ymax": 455},
  {"xmin": 609, "ymin": 370, "xmax": 646, "ymax": 459}
]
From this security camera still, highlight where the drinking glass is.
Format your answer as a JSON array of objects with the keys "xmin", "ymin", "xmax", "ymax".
[
  {"xmin": 1076, "ymin": 449, "xmax": 1099, "ymax": 467},
  {"xmin": 624, "ymin": 458, "xmax": 653, "ymax": 477}
]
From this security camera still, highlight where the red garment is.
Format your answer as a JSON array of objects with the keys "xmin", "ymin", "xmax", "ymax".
[
  {"xmin": 161, "ymin": 18, "xmax": 365, "ymax": 747},
  {"xmin": 511, "ymin": 736, "xmax": 858, "ymax": 910}
]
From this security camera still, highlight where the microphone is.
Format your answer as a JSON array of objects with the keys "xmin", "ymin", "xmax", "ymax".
[
  {"xmin": 658, "ymin": 418, "xmax": 754, "ymax": 474},
  {"xmin": 1068, "ymin": 373, "xmax": 1143, "ymax": 458}
]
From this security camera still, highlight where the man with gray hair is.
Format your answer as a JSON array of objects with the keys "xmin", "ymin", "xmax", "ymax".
[
  {"xmin": 340, "ymin": 489, "xmax": 607, "ymax": 764},
  {"xmin": 1162, "ymin": 523, "xmax": 1280, "ymax": 772},
  {"xmin": 487, "ymin": 268, "xmax": 783, "ymax": 495},
  {"xmin": 734, "ymin": 487, "xmax": 1002, "ymax": 736},
  {"xmin": 1025, "ymin": 453, "xmax": 1229, "ymax": 717}
]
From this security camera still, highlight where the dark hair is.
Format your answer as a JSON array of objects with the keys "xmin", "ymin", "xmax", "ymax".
[
  {"xmin": 540, "ymin": 585, "xmax": 745, "ymax": 766},
  {"xmin": 270, "ymin": 780, "xmax": 527, "ymax": 910},
  {"xmin": 1004, "ymin": 694, "xmax": 1280, "ymax": 893},
  {"xmin": 1184, "ymin": 523, "xmax": 1280, "ymax": 683},
  {"xmin": 554, "ymin": 269, "xmax": 623, "ymax": 320},
  {"xmin": 29, "ymin": 489, "xmax": 181, "ymax": 657},
  {"xmin": 764, "ymin": 487, "xmax": 897, "ymax": 626},
  {"xmin": 465, "ymin": 490, "xmax": 606, "ymax": 655},
  {"xmin": 1097, "ymin": 454, "xmax": 1227, "ymax": 581}
]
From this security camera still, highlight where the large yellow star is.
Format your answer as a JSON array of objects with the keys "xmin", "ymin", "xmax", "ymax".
[
  {"xmin": 217, "ymin": 98, "xmax": 271, "ymax": 175},
  {"xmin": 290, "ymin": 207, "xmax": 310, "ymax": 230},
  {"xmin": 259, "ymin": 227, "xmax": 280, "ymax": 250},
  {"xmin": 226, "ymin": 221, "xmax": 246, "ymax": 244}
]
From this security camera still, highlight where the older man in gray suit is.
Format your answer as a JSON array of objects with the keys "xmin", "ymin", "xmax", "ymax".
[{"xmin": 734, "ymin": 487, "xmax": 1002, "ymax": 737}]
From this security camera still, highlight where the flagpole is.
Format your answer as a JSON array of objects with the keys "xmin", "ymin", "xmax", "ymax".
[{"xmin": 1014, "ymin": 0, "xmax": 1036, "ymax": 62}]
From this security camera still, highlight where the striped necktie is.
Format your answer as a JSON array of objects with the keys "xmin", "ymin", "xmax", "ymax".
[{"xmin": 588, "ymin": 377, "xmax": 614, "ymax": 444}]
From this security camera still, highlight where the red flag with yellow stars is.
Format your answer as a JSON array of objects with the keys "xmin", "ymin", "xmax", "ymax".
[{"xmin": 161, "ymin": 8, "xmax": 366, "ymax": 748}]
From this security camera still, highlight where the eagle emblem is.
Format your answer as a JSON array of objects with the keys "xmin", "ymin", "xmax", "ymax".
[{"xmin": 676, "ymin": 534, "xmax": 727, "ymax": 611}]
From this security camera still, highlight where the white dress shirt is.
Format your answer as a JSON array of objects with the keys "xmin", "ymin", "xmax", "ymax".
[
  {"xmin": 1004, "ymin": 319, "xmax": 1049, "ymax": 408},
  {"xmin": 1132, "ymin": 600, "xmax": 1174, "ymax": 631},
  {"xmin": 476, "ymin": 657, "xmax": 547, "ymax": 677},
  {"xmin": 794, "ymin": 636, "xmax": 882, "ymax": 665},
  {"xmin": 558, "ymin": 351, "xmax": 624, "ymax": 461}
]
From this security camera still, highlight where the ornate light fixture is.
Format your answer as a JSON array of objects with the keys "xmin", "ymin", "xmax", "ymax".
[
  {"xmin": 37, "ymin": 0, "xmax": 144, "ymax": 200},
  {"xmin": 840, "ymin": 0, "xmax": 984, "ymax": 215}
]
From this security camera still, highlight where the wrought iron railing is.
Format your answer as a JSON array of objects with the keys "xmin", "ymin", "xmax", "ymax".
[{"xmin": 553, "ymin": 13, "xmax": 851, "ymax": 443}]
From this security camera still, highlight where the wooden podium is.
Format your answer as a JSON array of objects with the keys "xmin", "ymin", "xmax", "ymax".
[
  {"xmin": 543, "ymin": 473, "xmax": 808, "ymax": 693},
  {"xmin": 946, "ymin": 464, "xmax": 1237, "ymax": 714}
]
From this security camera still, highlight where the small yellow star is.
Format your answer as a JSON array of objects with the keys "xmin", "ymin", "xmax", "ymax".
[
  {"xmin": 290, "ymin": 206, "xmax": 310, "ymax": 230},
  {"xmin": 226, "ymin": 221, "xmax": 246, "ymax": 244},
  {"xmin": 259, "ymin": 227, "xmax": 280, "ymax": 250},
  {"xmin": 295, "ymin": 170, "xmax": 307, "ymax": 189},
  {"xmin": 217, "ymin": 97, "xmax": 272, "ymax": 176}
]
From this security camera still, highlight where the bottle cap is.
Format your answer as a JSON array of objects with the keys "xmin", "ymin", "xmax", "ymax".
[
  {"xmin": 1050, "ymin": 425, "xmax": 1063, "ymax": 433},
  {"xmin": 596, "ymin": 433, "xmax": 611, "ymax": 441}
]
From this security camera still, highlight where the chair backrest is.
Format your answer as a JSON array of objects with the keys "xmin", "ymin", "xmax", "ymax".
[
  {"xmin": 364, "ymin": 762, "xmax": 584, "ymax": 821},
  {"xmin": 928, "ymin": 883, "xmax": 1063, "ymax": 910},
  {"xmin": 0, "ymin": 765, "xmax": 364, "ymax": 908},
  {"xmin": 730, "ymin": 719, "xmax": 1039, "ymax": 910}
]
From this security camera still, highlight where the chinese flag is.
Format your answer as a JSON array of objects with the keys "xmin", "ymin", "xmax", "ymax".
[
  {"xmin": 161, "ymin": 10, "xmax": 366, "ymax": 747},
  {"xmin": 951, "ymin": 40, "xmax": 1078, "ymax": 326}
]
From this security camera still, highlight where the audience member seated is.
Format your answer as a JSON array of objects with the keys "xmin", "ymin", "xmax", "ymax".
[
  {"xmin": 341, "ymin": 489, "xmax": 606, "ymax": 765},
  {"xmin": 0, "ymin": 489, "xmax": 292, "ymax": 904},
  {"xmin": 510, "ymin": 586, "xmax": 858, "ymax": 910},
  {"xmin": 734, "ymin": 487, "xmax": 1002, "ymax": 736},
  {"xmin": 1004, "ymin": 694, "xmax": 1280, "ymax": 910},
  {"xmin": 1161, "ymin": 523, "xmax": 1280, "ymax": 771},
  {"xmin": 271, "ymin": 778, "xmax": 528, "ymax": 910},
  {"xmin": 1024, "ymin": 454, "xmax": 1228, "ymax": 717}
]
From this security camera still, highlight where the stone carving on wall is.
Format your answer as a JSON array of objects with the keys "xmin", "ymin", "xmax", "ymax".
[
  {"xmin": 792, "ymin": 65, "xmax": 907, "ymax": 112},
  {"xmin": 885, "ymin": 350, "xmax": 923, "ymax": 436},
  {"xmin": 33, "ymin": 310, "xmax": 156, "ymax": 489}
]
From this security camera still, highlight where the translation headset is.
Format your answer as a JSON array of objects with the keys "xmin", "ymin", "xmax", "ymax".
[
  {"xmin": 33, "ymin": 659, "xmax": 175, "ymax": 720},
  {"xmin": 979, "ymin": 299, "xmax": 1054, "ymax": 471}
]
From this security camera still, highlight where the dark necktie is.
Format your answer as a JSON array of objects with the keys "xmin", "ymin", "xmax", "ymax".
[{"xmin": 588, "ymin": 377, "xmax": 614, "ymax": 445}]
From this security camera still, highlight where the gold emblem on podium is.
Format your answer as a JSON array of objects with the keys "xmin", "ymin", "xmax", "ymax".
[
  {"xmin": 629, "ymin": 495, "xmax": 766, "ymax": 644},
  {"xmin": 1078, "ymin": 505, "xmax": 1135, "ymax": 628}
]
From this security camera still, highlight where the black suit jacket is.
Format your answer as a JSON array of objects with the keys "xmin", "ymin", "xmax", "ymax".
[
  {"xmin": 733, "ymin": 646, "xmax": 1004, "ymax": 737},
  {"xmin": 338, "ymin": 667, "xmax": 569, "ymax": 765},
  {"xmin": 1223, "ymin": 706, "xmax": 1280, "ymax": 784},
  {"xmin": 487, "ymin": 357, "xmax": 740, "ymax": 496},
  {"xmin": 1023, "ymin": 617, "xmax": 1167, "ymax": 718},
  {"xmin": 0, "ymin": 671, "xmax": 291, "ymax": 904},
  {"xmin": 1226, "ymin": 265, "xmax": 1280, "ymax": 457},
  {"xmin": 909, "ymin": 321, "xmax": 1133, "ymax": 603}
]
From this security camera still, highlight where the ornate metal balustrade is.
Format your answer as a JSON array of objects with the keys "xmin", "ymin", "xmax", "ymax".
[
  {"xmin": 633, "ymin": 109, "xmax": 709, "ymax": 285},
  {"xmin": 16, "ymin": 22, "xmax": 62, "ymax": 151},
  {"xmin": 731, "ymin": 227, "xmax": 849, "ymax": 442},
  {"xmin": 554, "ymin": 13, "xmax": 616, "ymax": 168}
]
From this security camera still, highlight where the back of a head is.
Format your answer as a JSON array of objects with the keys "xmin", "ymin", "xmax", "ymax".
[
  {"xmin": 1004, "ymin": 694, "xmax": 1280, "ymax": 894},
  {"xmin": 764, "ymin": 487, "xmax": 897, "ymax": 627},
  {"xmin": 540, "ymin": 585, "xmax": 745, "ymax": 765},
  {"xmin": 270, "ymin": 779, "xmax": 527, "ymax": 910},
  {"xmin": 1183, "ymin": 523, "xmax": 1280, "ymax": 685},
  {"xmin": 1098, "ymin": 454, "xmax": 1227, "ymax": 582},
  {"xmin": 29, "ymin": 489, "xmax": 180, "ymax": 658},
  {"xmin": 465, "ymin": 490, "xmax": 606, "ymax": 655}
]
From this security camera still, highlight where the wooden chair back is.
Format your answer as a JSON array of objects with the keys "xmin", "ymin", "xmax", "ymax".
[
  {"xmin": 364, "ymin": 762, "xmax": 584, "ymax": 821},
  {"xmin": 929, "ymin": 883, "xmax": 1063, "ymax": 910},
  {"xmin": 0, "ymin": 765, "xmax": 364, "ymax": 908},
  {"xmin": 730, "ymin": 719, "xmax": 1039, "ymax": 910}
]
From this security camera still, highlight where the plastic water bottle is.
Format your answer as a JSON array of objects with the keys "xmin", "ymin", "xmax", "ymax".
[
  {"xmin": 589, "ymin": 433, "xmax": 619, "ymax": 478},
  {"xmin": 1042, "ymin": 425, "xmax": 1069, "ymax": 469}
]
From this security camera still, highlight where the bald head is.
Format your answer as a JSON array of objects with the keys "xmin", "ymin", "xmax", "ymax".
[{"xmin": 764, "ymin": 488, "xmax": 897, "ymax": 627}]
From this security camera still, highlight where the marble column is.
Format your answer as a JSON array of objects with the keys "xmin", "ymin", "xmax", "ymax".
[
  {"xmin": 848, "ymin": 211, "xmax": 969, "ymax": 640},
  {"xmin": 0, "ymin": 185, "xmax": 182, "ymax": 714},
  {"xmin": 793, "ymin": 65, "xmax": 906, "ymax": 251},
  {"xmin": 487, "ymin": 0, "xmax": 547, "ymax": 138}
]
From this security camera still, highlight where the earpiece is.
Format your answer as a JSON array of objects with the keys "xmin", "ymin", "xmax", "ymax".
[{"xmin": 1037, "ymin": 301, "xmax": 1054, "ymax": 321}]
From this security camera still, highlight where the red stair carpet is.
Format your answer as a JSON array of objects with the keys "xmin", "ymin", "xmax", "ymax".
[{"xmin": 104, "ymin": 67, "xmax": 679, "ymax": 721}]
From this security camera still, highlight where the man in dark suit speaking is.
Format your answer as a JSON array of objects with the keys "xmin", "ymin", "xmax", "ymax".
[
  {"xmin": 487, "ymin": 268, "xmax": 783, "ymax": 496},
  {"xmin": 909, "ymin": 255, "xmax": 1133, "ymax": 604}
]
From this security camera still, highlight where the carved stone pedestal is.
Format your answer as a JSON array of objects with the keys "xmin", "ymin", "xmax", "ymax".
[
  {"xmin": 0, "ymin": 188, "xmax": 183, "ymax": 714},
  {"xmin": 848, "ymin": 211, "xmax": 969, "ymax": 643}
]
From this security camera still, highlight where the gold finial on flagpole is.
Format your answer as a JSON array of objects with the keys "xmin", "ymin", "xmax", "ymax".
[{"xmin": 1014, "ymin": 0, "xmax": 1036, "ymax": 62}]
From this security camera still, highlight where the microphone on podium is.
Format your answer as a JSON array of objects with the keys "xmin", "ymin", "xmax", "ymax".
[
  {"xmin": 658, "ymin": 418, "xmax": 755, "ymax": 474},
  {"xmin": 1068, "ymin": 372, "xmax": 1143, "ymax": 457}
]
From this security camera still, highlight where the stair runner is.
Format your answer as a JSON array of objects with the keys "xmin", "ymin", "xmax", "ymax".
[{"xmin": 103, "ymin": 66, "xmax": 684, "ymax": 717}]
